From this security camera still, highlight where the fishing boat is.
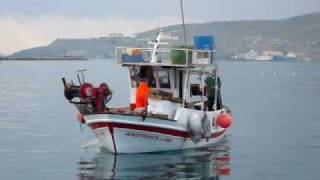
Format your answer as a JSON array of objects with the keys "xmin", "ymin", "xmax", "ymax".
[
  {"xmin": 62, "ymin": 31, "xmax": 232, "ymax": 154},
  {"xmin": 62, "ymin": 1, "xmax": 232, "ymax": 153}
]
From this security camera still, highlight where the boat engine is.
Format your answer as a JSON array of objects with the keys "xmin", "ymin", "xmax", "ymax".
[{"xmin": 62, "ymin": 78, "xmax": 112, "ymax": 114}]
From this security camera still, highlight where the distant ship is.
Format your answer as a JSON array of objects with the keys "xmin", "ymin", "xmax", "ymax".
[
  {"xmin": 272, "ymin": 53, "xmax": 297, "ymax": 61},
  {"xmin": 233, "ymin": 50, "xmax": 298, "ymax": 61},
  {"xmin": 233, "ymin": 50, "xmax": 273, "ymax": 61}
]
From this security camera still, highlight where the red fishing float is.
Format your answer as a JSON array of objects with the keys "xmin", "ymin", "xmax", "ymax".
[{"xmin": 216, "ymin": 113, "xmax": 232, "ymax": 128}]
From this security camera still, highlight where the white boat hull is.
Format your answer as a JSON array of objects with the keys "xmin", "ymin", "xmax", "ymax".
[{"xmin": 85, "ymin": 114, "xmax": 228, "ymax": 154}]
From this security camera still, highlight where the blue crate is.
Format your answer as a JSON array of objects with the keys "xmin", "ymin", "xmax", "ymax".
[
  {"xmin": 122, "ymin": 54, "xmax": 144, "ymax": 62},
  {"xmin": 194, "ymin": 36, "xmax": 215, "ymax": 50}
]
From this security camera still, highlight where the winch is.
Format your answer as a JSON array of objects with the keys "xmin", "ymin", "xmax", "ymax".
[{"xmin": 62, "ymin": 77, "xmax": 112, "ymax": 114}]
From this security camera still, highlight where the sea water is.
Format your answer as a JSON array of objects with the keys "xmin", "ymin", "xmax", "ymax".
[{"xmin": 0, "ymin": 59, "xmax": 319, "ymax": 180}]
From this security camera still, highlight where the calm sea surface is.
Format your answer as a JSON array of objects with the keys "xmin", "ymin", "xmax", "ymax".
[{"xmin": 0, "ymin": 59, "xmax": 319, "ymax": 180}]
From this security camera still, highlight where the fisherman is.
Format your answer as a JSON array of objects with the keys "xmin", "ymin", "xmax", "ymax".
[
  {"xmin": 135, "ymin": 66, "xmax": 150, "ymax": 110},
  {"xmin": 205, "ymin": 68, "xmax": 222, "ymax": 111}
]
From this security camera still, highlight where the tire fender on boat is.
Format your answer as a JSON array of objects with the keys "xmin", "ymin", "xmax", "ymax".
[{"xmin": 187, "ymin": 113, "xmax": 202, "ymax": 143}]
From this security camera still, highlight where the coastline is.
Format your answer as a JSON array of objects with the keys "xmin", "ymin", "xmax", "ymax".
[{"xmin": 1, "ymin": 57, "xmax": 88, "ymax": 61}]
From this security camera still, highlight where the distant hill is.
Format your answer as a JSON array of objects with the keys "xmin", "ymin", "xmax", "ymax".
[
  {"xmin": 10, "ymin": 12, "xmax": 320, "ymax": 61},
  {"xmin": 10, "ymin": 37, "xmax": 145, "ymax": 59},
  {"xmin": 137, "ymin": 12, "xmax": 320, "ymax": 61}
]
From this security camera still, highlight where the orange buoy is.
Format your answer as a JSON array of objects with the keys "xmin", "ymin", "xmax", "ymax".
[{"xmin": 216, "ymin": 113, "xmax": 232, "ymax": 128}]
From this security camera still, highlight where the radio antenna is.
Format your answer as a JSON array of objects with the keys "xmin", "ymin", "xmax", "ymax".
[{"xmin": 179, "ymin": 0, "xmax": 188, "ymax": 47}]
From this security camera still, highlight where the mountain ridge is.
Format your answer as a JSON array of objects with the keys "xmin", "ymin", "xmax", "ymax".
[{"xmin": 10, "ymin": 11, "xmax": 320, "ymax": 61}]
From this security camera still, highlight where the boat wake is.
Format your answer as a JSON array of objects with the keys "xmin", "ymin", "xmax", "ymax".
[{"xmin": 81, "ymin": 139, "xmax": 98, "ymax": 150}]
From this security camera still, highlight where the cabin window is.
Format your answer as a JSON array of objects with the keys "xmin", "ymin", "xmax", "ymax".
[
  {"xmin": 129, "ymin": 66, "xmax": 156, "ymax": 88},
  {"xmin": 197, "ymin": 52, "xmax": 209, "ymax": 58},
  {"xmin": 139, "ymin": 66, "xmax": 156, "ymax": 87},
  {"xmin": 157, "ymin": 70, "xmax": 170, "ymax": 89}
]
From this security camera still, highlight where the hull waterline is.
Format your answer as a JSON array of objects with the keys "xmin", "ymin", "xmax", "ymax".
[{"xmin": 85, "ymin": 114, "xmax": 228, "ymax": 154}]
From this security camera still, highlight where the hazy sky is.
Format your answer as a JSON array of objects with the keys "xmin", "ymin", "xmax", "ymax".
[{"xmin": 1, "ymin": 0, "xmax": 320, "ymax": 54}]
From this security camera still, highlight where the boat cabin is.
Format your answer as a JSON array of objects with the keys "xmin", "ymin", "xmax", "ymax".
[
  {"xmin": 62, "ymin": 33, "xmax": 223, "ymax": 120},
  {"xmin": 115, "ymin": 34, "xmax": 219, "ymax": 119}
]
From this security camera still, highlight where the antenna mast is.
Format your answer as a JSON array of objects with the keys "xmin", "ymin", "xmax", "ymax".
[
  {"xmin": 180, "ymin": 0, "xmax": 190, "ymax": 107},
  {"xmin": 180, "ymin": 0, "xmax": 187, "ymax": 47}
]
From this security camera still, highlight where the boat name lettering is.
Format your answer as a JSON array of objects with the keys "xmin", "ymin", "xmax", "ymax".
[{"xmin": 125, "ymin": 132, "xmax": 172, "ymax": 142}]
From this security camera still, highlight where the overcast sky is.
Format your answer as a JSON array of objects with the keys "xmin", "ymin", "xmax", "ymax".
[{"xmin": 1, "ymin": 0, "xmax": 320, "ymax": 54}]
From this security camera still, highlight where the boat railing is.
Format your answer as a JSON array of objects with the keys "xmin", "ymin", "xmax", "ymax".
[{"xmin": 115, "ymin": 47, "xmax": 215, "ymax": 67}]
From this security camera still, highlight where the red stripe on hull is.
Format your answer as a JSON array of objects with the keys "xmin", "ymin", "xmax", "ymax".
[
  {"xmin": 211, "ymin": 129, "xmax": 226, "ymax": 138},
  {"xmin": 108, "ymin": 125, "xmax": 117, "ymax": 153},
  {"xmin": 89, "ymin": 122, "xmax": 226, "ymax": 139}
]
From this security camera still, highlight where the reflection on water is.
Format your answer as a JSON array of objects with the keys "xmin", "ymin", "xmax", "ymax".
[
  {"xmin": 2, "ymin": 60, "xmax": 319, "ymax": 179},
  {"xmin": 77, "ymin": 141, "xmax": 230, "ymax": 180}
]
